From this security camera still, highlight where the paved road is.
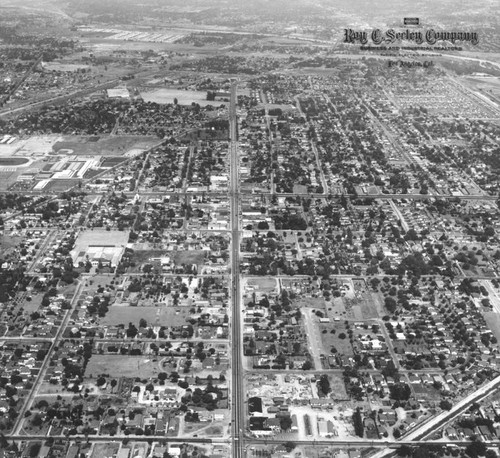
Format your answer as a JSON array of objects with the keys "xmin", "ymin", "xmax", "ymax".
[
  {"xmin": 12, "ymin": 280, "xmax": 85, "ymax": 435},
  {"xmin": 228, "ymin": 81, "xmax": 245, "ymax": 458},
  {"xmin": 370, "ymin": 374, "xmax": 500, "ymax": 458}
]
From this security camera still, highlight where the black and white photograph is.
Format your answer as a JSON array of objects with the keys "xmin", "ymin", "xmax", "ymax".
[{"xmin": 0, "ymin": 1, "xmax": 500, "ymax": 457}]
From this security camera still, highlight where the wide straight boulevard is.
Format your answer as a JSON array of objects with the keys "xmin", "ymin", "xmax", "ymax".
[{"xmin": 229, "ymin": 81, "xmax": 244, "ymax": 458}]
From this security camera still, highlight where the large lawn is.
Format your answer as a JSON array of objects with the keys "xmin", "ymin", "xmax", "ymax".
[
  {"xmin": 99, "ymin": 305, "xmax": 191, "ymax": 327},
  {"xmin": 53, "ymin": 135, "xmax": 158, "ymax": 156},
  {"xmin": 85, "ymin": 355, "xmax": 159, "ymax": 378}
]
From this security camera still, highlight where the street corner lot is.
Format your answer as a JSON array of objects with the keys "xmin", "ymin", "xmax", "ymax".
[
  {"xmin": 99, "ymin": 305, "xmax": 191, "ymax": 327},
  {"xmin": 84, "ymin": 354, "xmax": 160, "ymax": 379},
  {"xmin": 245, "ymin": 277, "xmax": 278, "ymax": 293}
]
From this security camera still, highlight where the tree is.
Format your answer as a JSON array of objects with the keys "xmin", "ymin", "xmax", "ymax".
[
  {"xmin": 439, "ymin": 399, "xmax": 453, "ymax": 411},
  {"xmin": 384, "ymin": 296, "xmax": 397, "ymax": 313},
  {"xmin": 96, "ymin": 376, "xmax": 106, "ymax": 387},
  {"xmin": 466, "ymin": 440, "xmax": 487, "ymax": 458},
  {"xmin": 301, "ymin": 361, "xmax": 312, "ymax": 370},
  {"xmin": 317, "ymin": 375, "xmax": 331, "ymax": 396},
  {"xmin": 29, "ymin": 443, "xmax": 41, "ymax": 458},
  {"xmin": 353, "ymin": 408, "xmax": 364, "ymax": 437},
  {"xmin": 283, "ymin": 442, "xmax": 296, "ymax": 453},
  {"xmin": 397, "ymin": 445, "xmax": 413, "ymax": 457},
  {"xmin": 257, "ymin": 221, "xmax": 269, "ymax": 230},
  {"xmin": 280, "ymin": 416, "xmax": 293, "ymax": 431}
]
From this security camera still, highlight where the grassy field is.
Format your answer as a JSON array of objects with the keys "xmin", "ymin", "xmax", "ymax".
[
  {"xmin": 100, "ymin": 306, "xmax": 191, "ymax": 327},
  {"xmin": 295, "ymin": 296, "xmax": 325, "ymax": 309},
  {"xmin": 140, "ymin": 88, "xmax": 227, "ymax": 107},
  {"xmin": 43, "ymin": 179, "xmax": 79, "ymax": 192},
  {"xmin": 0, "ymin": 235, "xmax": 23, "ymax": 255},
  {"xmin": 53, "ymin": 135, "xmax": 158, "ymax": 156},
  {"xmin": 101, "ymin": 157, "xmax": 128, "ymax": 167},
  {"xmin": 246, "ymin": 277, "xmax": 277, "ymax": 292},
  {"xmin": 328, "ymin": 374, "xmax": 349, "ymax": 399},
  {"xmin": 0, "ymin": 157, "xmax": 29, "ymax": 165},
  {"xmin": 484, "ymin": 312, "xmax": 500, "ymax": 341},
  {"xmin": 85, "ymin": 355, "xmax": 160, "ymax": 378},
  {"xmin": 319, "ymin": 323, "xmax": 354, "ymax": 356},
  {"xmin": 91, "ymin": 442, "xmax": 120, "ymax": 458},
  {"xmin": 171, "ymin": 250, "xmax": 206, "ymax": 266},
  {"xmin": 0, "ymin": 171, "xmax": 16, "ymax": 190},
  {"xmin": 129, "ymin": 249, "xmax": 165, "ymax": 264}
]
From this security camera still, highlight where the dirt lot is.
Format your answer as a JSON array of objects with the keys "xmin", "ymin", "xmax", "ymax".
[{"xmin": 85, "ymin": 355, "xmax": 160, "ymax": 378}]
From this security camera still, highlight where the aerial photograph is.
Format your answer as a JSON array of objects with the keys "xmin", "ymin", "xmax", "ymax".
[{"xmin": 1, "ymin": 0, "xmax": 500, "ymax": 457}]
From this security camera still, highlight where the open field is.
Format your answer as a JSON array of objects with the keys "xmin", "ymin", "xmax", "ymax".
[
  {"xmin": 295, "ymin": 296, "xmax": 325, "ymax": 309},
  {"xmin": 42, "ymin": 62, "xmax": 91, "ymax": 72},
  {"xmin": 53, "ymin": 135, "xmax": 158, "ymax": 156},
  {"xmin": 99, "ymin": 306, "xmax": 191, "ymax": 327},
  {"xmin": 90, "ymin": 442, "xmax": 120, "ymax": 458},
  {"xmin": 101, "ymin": 156, "xmax": 128, "ymax": 167},
  {"xmin": 246, "ymin": 277, "xmax": 278, "ymax": 292},
  {"xmin": 140, "ymin": 88, "xmax": 227, "ymax": 106},
  {"xmin": 171, "ymin": 250, "xmax": 206, "ymax": 266},
  {"xmin": 0, "ymin": 157, "xmax": 29, "ymax": 165},
  {"xmin": 85, "ymin": 355, "xmax": 160, "ymax": 378},
  {"xmin": 0, "ymin": 235, "xmax": 23, "ymax": 254},
  {"xmin": 319, "ymin": 323, "xmax": 354, "ymax": 356},
  {"xmin": 484, "ymin": 312, "xmax": 500, "ymax": 341},
  {"xmin": 42, "ymin": 179, "xmax": 79, "ymax": 192},
  {"xmin": 129, "ymin": 249, "xmax": 165, "ymax": 264},
  {"xmin": 328, "ymin": 374, "xmax": 349, "ymax": 399},
  {"xmin": 0, "ymin": 171, "xmax": 17, "ymax": 190}
]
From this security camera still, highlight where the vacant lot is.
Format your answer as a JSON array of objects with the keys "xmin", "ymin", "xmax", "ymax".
[
  {"xmin": 100, "ymin": 306, "xmax": 190, "ymax": 327},
  {"xmin": 319, "ymin": 323, "xmax": 354, "ymax": 357},
  {"xmin": 484, "ymin": 312, "xmax": 500, "ymax": 341},
  {"xmin": 85, "ymin": 355, "xmax": 159, "ymax": 378},
  {"xmin": 0, "ymin": 171, "xmax": 17, "ymax": 190},
  {"xmin": 0, "ymin": 157, "xmax": 29, "ymax": 166},
  {"xmin": 43, "ymin": 179, "xmax": 79, "ymax": 192},
  {"xmin": 171, "ymin": 250, "xmax": 206, "ymax": 266},
  {"xmin": 53, "ymin": 135, "xmax": 158, "ymax": 156},
  {"xmin": 329, "ymin": 374, "xmax": 349, "ymax": 400},
  {"xmin": 91, "ymin": 442, "xmax": 120, "ymax": 458},
  {"xmin": 295, "ymin": 296, "xmax": 325, "ymax": 309},
  {"xmin": 246, "ymin": 277, "xmax": 277, "ymax": 293},
  {"xmin": 140, "ymin": 88, "xmax": 227, "ymax": 107}
]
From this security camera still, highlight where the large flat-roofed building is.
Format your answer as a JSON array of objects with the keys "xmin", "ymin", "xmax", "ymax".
[{"xmin": 70, "ymin": 230, "xmax": 129, "ymax": 268}]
